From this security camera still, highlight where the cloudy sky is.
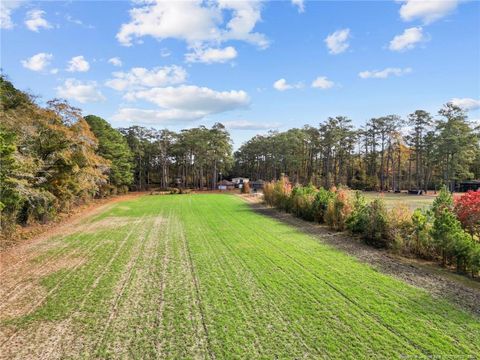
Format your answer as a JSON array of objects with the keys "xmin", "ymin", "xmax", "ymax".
[{"xmin": 1, "ymin": 0, "xmax": 479, "ymax": 147}]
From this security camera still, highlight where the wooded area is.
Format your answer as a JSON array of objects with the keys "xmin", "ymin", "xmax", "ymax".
[
  {"xmin": 0, "ymin": 76, "xmax": 233, "ymax": 235},
  {"xmin": 234, "ymin": 110, "xmax": 480, "ymax": 191},
  {"xmin": 1, "ymin": 75, "xmax": 479, "ymax": 236}
]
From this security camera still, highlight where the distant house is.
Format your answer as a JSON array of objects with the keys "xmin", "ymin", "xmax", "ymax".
[
  {"xmin": 232, "ymin": 177, "xmax": 249, "ymax": 188},
  {"xmin": 457, "ymin": 180, "xmax": 480, "ymax": 192},
  {"xmin": 251, "ymin": 180, "xmax": 265, "ymax": 191},
  {"xmin": 217, "ymin": 180, "xmax": 235, "ymax": 191}
]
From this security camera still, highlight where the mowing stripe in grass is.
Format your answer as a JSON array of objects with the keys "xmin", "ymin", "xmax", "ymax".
[
  {"xmin": 188, "ymin": 196, "xmax": 420, "ymax": 358},
  {"xmin": 1, "ymin": 194, "xmax": 479, "ymax": 359}
]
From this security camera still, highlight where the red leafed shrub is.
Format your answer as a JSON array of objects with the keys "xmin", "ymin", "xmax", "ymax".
[{"xmin": 455, "ymin": 190, "xmax": 480, "ymax": 239}]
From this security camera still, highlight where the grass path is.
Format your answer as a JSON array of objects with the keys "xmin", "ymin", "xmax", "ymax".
[{"xmin": 0, "ymin": 194, "xmax": 479, "ymax": 359}]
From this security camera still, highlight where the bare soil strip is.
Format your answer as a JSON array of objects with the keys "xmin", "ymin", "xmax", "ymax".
[
  {"xmin": 0, "ymin": 216, "xmax": 145, "ymax": 359},
  {"xmin": 0, "ymin": 193, "xmax": 143, "ymax": 273},
  {"xmin": 242, "ymin": 196, "xmax": 480, "ymax": 317}
]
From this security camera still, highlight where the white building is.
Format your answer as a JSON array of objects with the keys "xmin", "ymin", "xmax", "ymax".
[{"xmin": 231, "ymin": 177, "xmax": 249, "ymax": 185}]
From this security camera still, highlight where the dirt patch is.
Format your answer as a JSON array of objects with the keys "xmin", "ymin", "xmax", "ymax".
[
  {"xmin": 244, "ymin": 199, "xmax": 480, "ymax": 317},
  {"xmin": 0, "ymin": 319, "xmax": 75, "ymax": 360},
  {"xmin": 0, "ymin": 193, "xmax": 144, "ymax": 272},
  {"xmin": 0, "ymin": 255, "xmax": 86, "ymax": 321},
  {"xmin": 0, "ymin": 192, "xmax": 144, "ymax": 252},
  {"xmin": 81, "ymin": 217, "xmax": 133, "ymax": 233}
]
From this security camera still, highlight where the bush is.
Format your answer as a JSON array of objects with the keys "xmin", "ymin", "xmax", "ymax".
[
  {"xmin": 361, "ymin": 199, "xmax": 389, "ymax": 247},
  {"xmin": 469, "ymin": 243, "xmax": 480, "ymax": 278},
  {"xmin": 325, "ymin": 188, "xmax": 352, "ymax": 231},
  {"xmin": 346, "ymin": 191, "xmax": 368, "ymax": 234},
  {"xmin": 454, "ymin": 190, "xmax": 480, "ymax": 239},
  {"xmin": 241, "ymin": 182, "xmax": 251, "ymax": 194},
  {"xmin": 432, "ymin": 185, "xmax": 454, "ymax": 216},
  {"xmin": 263, "ymin": 181, "xmax": 275, "ymax": 206},
  {"xmin": 431, "ymin": 207, "xmax": 464, "ymax": 267},
  {"xmin": 263, "ymin": 176, "xmax": 292, "ymax": 211},
  {"xmin": 261, "ymin": 179, "xmax": 480, "ymax": 278},
  {"xmin": 387, "ymin": 205, "xmax": 413, "ymax": 252},
  {"xmin": 409, "ymin": 209, "xmax": 434, "ymax": 258},
  {"xmin": 312, "ymin": 187, "xmax": 335, "ymax": 223},
  {"xmin": 290, "ymin": 184, "xmax": 317, "ymax": 221}
]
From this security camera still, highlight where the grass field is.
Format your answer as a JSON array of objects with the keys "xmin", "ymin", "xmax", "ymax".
[
  {"xmin": 363, "ymin": 192, "xmax": 436, "ymax": 210},
  {"xmin": 1, "ymin": 194, "xmax": 479, "ymax": 359}
]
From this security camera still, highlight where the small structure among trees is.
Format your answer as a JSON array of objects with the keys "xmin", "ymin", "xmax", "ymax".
[
  {"xmin": 251, "ymin": 180, "xmax": 265, "ymax": 191},
  {"xmin": 457, "ymin": 180, "xmax": 480, "ymax": 192},
  {"xmin": 232, "ymin": 177, "xmax": 249, "ymax": 188},
  {"xmin": 217, "ymin": 180, "xmax": 235, "ymax": 191}
]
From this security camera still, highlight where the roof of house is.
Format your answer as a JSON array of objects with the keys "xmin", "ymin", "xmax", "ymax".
[
  {"xmin": 218, "ymin": 180, "xmax": 235, "ymax": 186},
  {"xmin": 251, "ymin": 180, "xmax": 265, "ymax": 184}
]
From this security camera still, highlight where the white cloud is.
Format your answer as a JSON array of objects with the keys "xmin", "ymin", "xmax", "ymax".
[
  {"xmin": 359, "ymin": 67, "xmax": 412, "ymax": 79},
  {"xmin": 124, "ymin": 85, "xmax": 249, "ymax": 113},
  {"xmin": 67, "ymin": 56, "xmax": 90, "ymax": 72},
  {"xmin": 160, "ymin": 48, "xmax": 171, "ymax": 57},
  {"xmin": 21, "ymin": 53, "xmax": 53, "ymax": 72},
  {"xmin": 112, "ymin": 85, "xmax": 250, "ymax": 125},
  {"xmin": 450, "ymin": 98, "xmax": 480, "ymax": 111},
  {"xmin": 311, "ymin": 76, "xmax": 334, "ymax": 89},
  {"xmin": 65, "ymin": 14, "xmax": 82, "ymax": 26},
  {"xmin": 399, "ymin": 0, "xmax": 459, "ymax": 24},
  {"xmin": 116, "ymin": 0, "xmax": 268, "ymax": 49},
  {"xmin": 105, "ymin": 65, "xmax": 187, "ymax": 91},
  {"xmin": 56, "ymin": 79, "xmax": 105, "ymax": 103},
  {"xmin": 273, "ymin": 78, "xmax": 303, "ymax": 91},
  {"xmin": 389, "ymin": 26, "xmax": 426, "ymax": 52},
  {"xmin": 1, "ymin": 0, "xmax": 22, "ymax": 29},
  {"xmin": 112, "ymin": 108, "xmax": 206, "ymax": 125},
  {"xmin": 325, "ymin": 28, "xmax": 350, "ymax": 55},
  {"xmin": 25, "ymin": 9, "xmax": 52, "ymax": 32},
  {"xmin": 185, "ymin": 46, "xmax": 238, "ymax": 64},
  {"xmin": 50, "ymin": 68, "xmax": 59, "ymax": 74},
  {"xmin": 65, "ymin": 14, "xmax": 94, "ymax": 29},
  {"xmin": 292, "ymin": 0, "xmax": 305, "ymax": 13},
  {"xmin": 223, "ymin": 120, "xmax": 280, "ymax": 130},
  {"xmin": 108, "ymin": 57, "xmax": 123, "ymax": 67}
]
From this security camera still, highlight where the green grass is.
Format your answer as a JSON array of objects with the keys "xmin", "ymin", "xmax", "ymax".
[
  {"xmin": 2, "ymin": 194, "xmax": 479, "ymax": 359},
  {"xmin": 363, "ymin": 192, "xmax": 436, "ymax": 210}
]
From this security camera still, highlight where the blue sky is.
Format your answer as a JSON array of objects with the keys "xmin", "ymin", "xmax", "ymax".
[{"xmin": 1, "ymin": 0, "xmax": 479, "ymax": 147}]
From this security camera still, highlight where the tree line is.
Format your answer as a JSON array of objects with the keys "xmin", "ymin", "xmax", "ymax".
[
  {"xmin": 0, "ymin": 76, "xmax": 232, "ymax": 237},
  {"xmin": 2, "ymin": 74, "xmax": 479, "ymax": 237},
  {"xmin": 233, "ymin": 106, "xmax": 480, "ymax": 192}
]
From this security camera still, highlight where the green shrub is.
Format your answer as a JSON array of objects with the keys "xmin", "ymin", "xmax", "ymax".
[
  {"xmin": 290, "ymin": 184, "xmax": 317, "ymax": 221},
  {"xmin": 312, "ymin": 187, "xmax": 335, "ymax": 223},
  {"xmin": 346, "ymin": 191, "xmax": 368, "ymax": 234},
  {"xmin": 469, "ymin": 243, "xmax": 480, "ymax": 278},
  {"xmin": 431, "ymin": 207, "xmax": 463, "ymax": 267},
  {"xmin": 432, "ymin": 185, "xmax": 454, "ymax": 216},
  {"xmin": 361, "ymin": 199, "xmax": 389, "ymax": 247},
  {"xmin": 409, "ymin": 208, "xmax": 434, "ymax": 258}
]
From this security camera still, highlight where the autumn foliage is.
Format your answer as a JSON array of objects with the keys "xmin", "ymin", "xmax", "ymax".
[{"xmin": 455, "ymin": 190, "xmax": 480, "ymax": 239}]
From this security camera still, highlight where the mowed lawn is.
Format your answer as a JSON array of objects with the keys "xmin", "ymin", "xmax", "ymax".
[{"xmin": 1, "ymin": 195, "xmax": 479, "ymax": 359}]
